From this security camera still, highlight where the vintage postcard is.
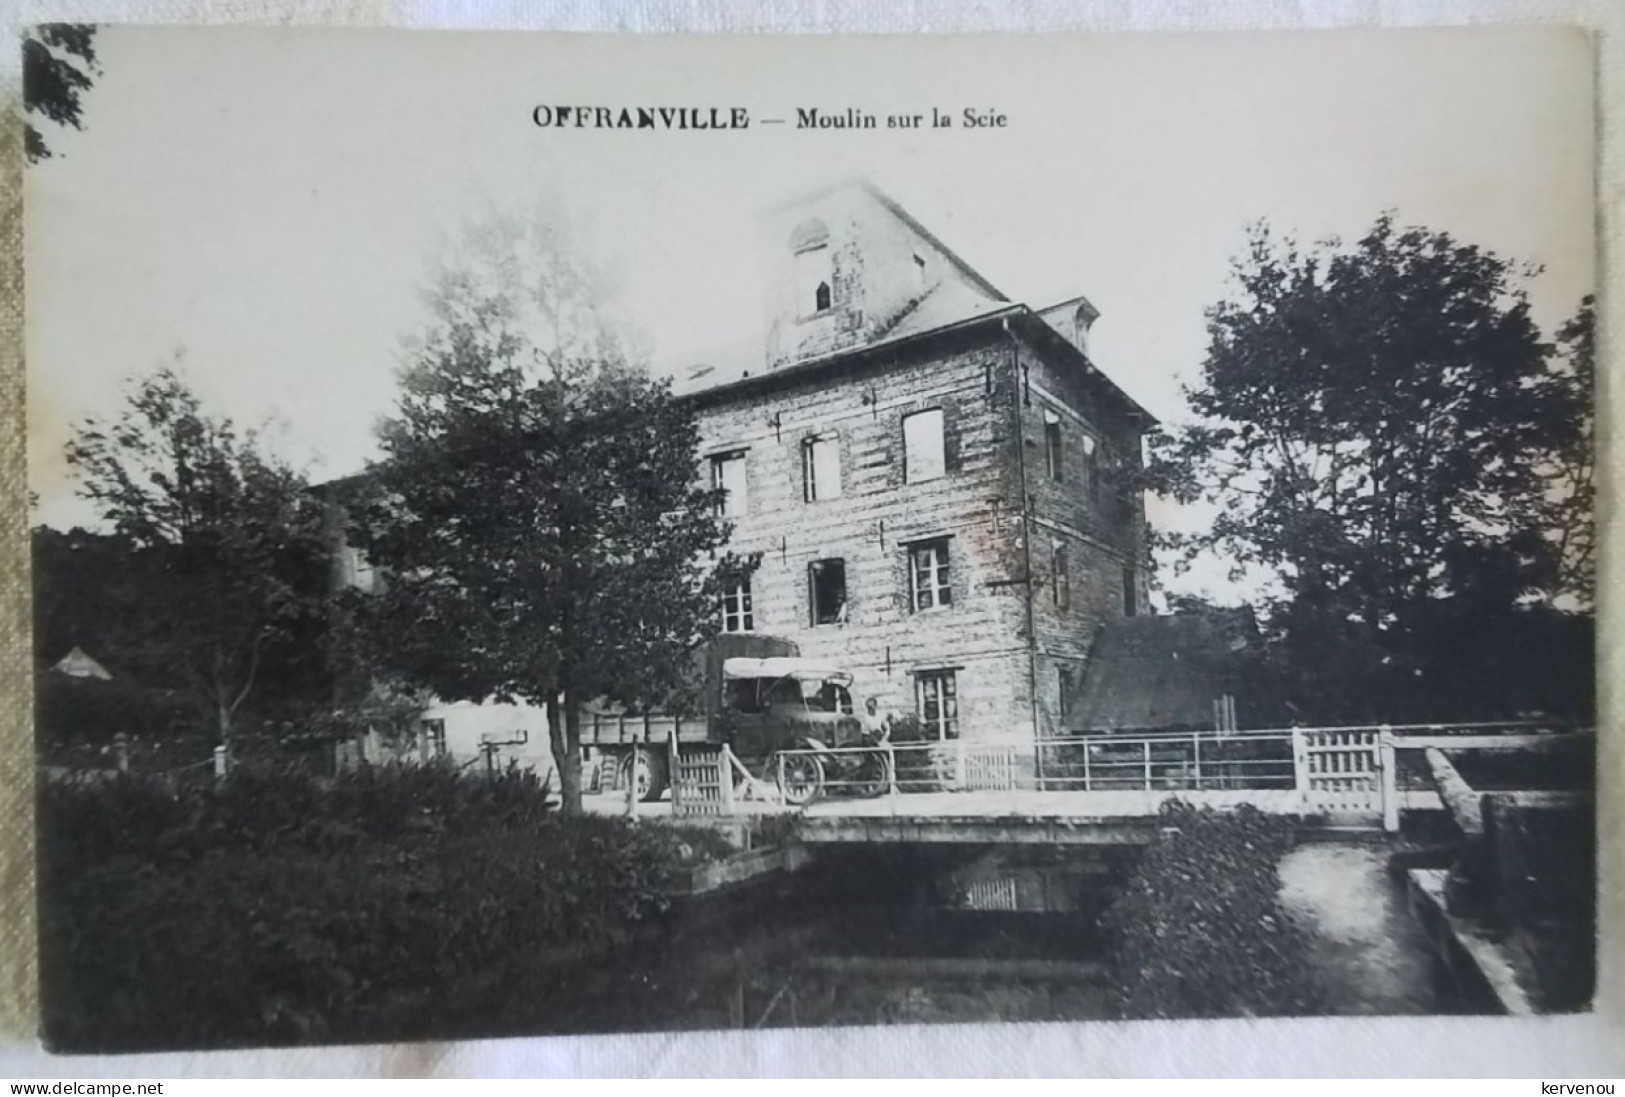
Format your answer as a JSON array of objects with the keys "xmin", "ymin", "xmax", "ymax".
[{"xmin": 22, "ymin": 26, "xmax": 1597, "ymax": 1053}]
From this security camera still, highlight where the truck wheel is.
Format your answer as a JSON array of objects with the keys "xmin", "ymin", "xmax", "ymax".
[
  {"xmin": 775, "ymin": 753, "xmax": 824, "ymax": 806},
  {"xmin": 620, "ymin": 751, "xmax": 669, "ymax": 802}
]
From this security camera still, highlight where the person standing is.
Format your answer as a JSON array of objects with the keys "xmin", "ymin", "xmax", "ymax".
[{"xmin": 863, "ymin": 696, "xmax": 899, "ymax": 796}]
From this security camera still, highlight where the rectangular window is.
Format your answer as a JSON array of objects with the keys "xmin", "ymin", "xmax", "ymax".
[
  {"xmin": 903, "ymin": 408, "xmax": 946, "ymax": 483},
  {"xmin": 1053, "ymin": 543, "xmax": 1070, "ymax": 610},
  {"xmin": 916, "ymin": 670, "xmax": 959, "ymax": 741},
  {"xmin": 1082, "ymin": 434, "xmax": 1100, "ymax": 504},
  {"xmin": 809, "ymin": 558, "xmax": 847, "ymax": 625},
  {"xmin": 1122, "ymin": 565, "xmax": 1138, "ymax": 617},
  {"xmin": 420, "ymin": 718, "xmax": 447, "ymax": 758},
  {"xmin": 1058, "ymin": 667, "xmax": 1075, "ymax": 722},
  {"xmin": 802, "ymin": 434, "xmax": 842, "ymax": 502},
  {"xmin": 1044, "ymin": 409, "xmax": 1064, "ymax": 481},
  {"xmin": 710, "ymin": 451, "xmax": 747, "ymax": 518},
  {"xmin": 909, "ymin": 538, "xmax": 952, "ymax": 611},
  {"xmin": 346, "ymin": 545, "xmax": 376, "ymax": 591},
  {"xmin": 721, "ymin": 575, "xmax": 754, "ymax": 633}
]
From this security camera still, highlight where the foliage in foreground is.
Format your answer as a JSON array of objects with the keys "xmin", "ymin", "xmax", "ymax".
[
  {"xmin": 38, "ymin": 763, "xmax": 726, "ymax": 1051},
  {"xmin": 1100, "ymin": 801, "xmax": 1322, "ymax": 1019}
]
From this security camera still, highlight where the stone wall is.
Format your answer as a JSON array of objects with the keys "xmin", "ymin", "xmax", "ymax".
[
  {"xmin": 691, "ymin": 318, "xmax": 1146, "ymax": 743},
  {"xmin": 693, "ymin": 327, "xmax": 1033, "ymax": 740},
  {"xmin": 1013, "ymin": 331, "xmax": 1148, "ymax": 736}
]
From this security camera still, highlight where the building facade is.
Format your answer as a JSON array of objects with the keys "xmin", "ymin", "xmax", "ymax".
[{"xmin": 676, "ymin": 180, "xmax": 1154, "ymax": 744}]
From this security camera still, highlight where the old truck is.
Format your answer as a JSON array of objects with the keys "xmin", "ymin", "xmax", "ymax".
[{"xmin": 580, "ymin": 633, "xmax": 877, "ymax": 804}]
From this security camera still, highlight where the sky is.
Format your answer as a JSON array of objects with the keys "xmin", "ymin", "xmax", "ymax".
[{"xmin": 25, "ymin": 25, "xmax": 1595, "ymax": 601}]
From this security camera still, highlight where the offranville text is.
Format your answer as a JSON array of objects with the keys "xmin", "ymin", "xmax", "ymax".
[{"xmin": 530, "ymin": 105, "xmax": 1008, "ymax": 130}]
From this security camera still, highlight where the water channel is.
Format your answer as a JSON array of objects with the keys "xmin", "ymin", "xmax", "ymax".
[{"xmin": 476, "ymin": 841, "xmax": 1450, "ymax": 1038}]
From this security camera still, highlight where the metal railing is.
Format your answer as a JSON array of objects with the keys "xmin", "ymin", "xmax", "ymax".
[{"xmin": 758, "ymin": 721, "xmax": 1593, "ymax": 829}]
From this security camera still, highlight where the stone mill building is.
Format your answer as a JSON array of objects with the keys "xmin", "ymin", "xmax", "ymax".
[{"xmin": 673, "ymin": 179, "xmax": 1155, "ymax": 746}]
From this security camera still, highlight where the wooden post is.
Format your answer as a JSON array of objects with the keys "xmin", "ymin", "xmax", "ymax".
[
  {"xmin": 776, "ymin": 751, "xmax": 786, "ymax": 804},
  {"xmin": 1291, "ymin": 728, "xmax": 1310, "ymax": 807},
  {"xmin": 1142, "ymin": 740, "xmax": 1152, "ymax": 790},
  {"xmin": 886, "ymin": 743, "xmax": 899, "ymax": 797},
  {"xmin": 1192, "ymin": 734, "xmax": 1203, "ymax": 790},
  {"xmin": 212, "ymin": 744, "xmax": 228, "ymax": 780},
  {"xmin": 718, "ymin": 744, "xmax": 736, "ymax": 815},
  {"xmin": 1424, "ymin": 746, "xmax": 1484, "ymax": 838},
  {"xmin": 627, "ymin": 742, "xmax": 641, "ymax": 818},
  {"xmin": 113, "ymin": 732, "xmax": 130, "ymax": 774},
  {"xmin": 1082, "ymin": 741, "xmax": 1092, "ymax": 792},
  {"xmin": 1379, "ymin": 725, "xmax": 1399, "ymax": 832},
  {"xmin": 668, "ymin": 728, "xmax": 681, "ymax": 815}
]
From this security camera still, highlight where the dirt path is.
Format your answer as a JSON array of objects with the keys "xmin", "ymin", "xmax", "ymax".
[{"xmin": 1277, "ymin": 842, "xmax": 1436, "ymax": 1015}]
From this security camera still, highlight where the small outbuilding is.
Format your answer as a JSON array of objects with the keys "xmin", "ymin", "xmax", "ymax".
[
  {"xmin": 51, "ymin": 646, "xmax": 113, "ymax": 681},
  {"xmin": 1065, "ymin": 609, "xmax": 1273, "ymax": 734}
]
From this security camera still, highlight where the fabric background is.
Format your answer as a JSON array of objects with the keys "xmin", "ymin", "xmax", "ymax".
[{"xmin": 0, "ymin": 0, "xmax": 1619, "ymax": 1077}]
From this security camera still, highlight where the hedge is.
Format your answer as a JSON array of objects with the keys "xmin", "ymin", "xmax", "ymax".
[
  {"xmin": 1099, "ymin": 800, "xmax": 1322, "ymax": 1019},
  {"xmin": 38, "ymin": 762, "xmax": 731, "ymax": 1051}
]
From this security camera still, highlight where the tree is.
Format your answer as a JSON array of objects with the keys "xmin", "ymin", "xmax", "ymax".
[
  {"xmin": 1534, "ymin": 295, "xmax": 1594, "ymax": 608},
  {"xmin": 24, "ymin": 24, "xmax": 100, "ymax": 162},
  {"xmin": 65, "ymin": 367, "xmax": 331, "ymax": 751},
  {"xmin": 1149, "ymin": 216, "xmax": 1590, "ymax": 721},
  {"xmin": 348, "ymin": 207, "xmax": 749, "ymax": 813}
]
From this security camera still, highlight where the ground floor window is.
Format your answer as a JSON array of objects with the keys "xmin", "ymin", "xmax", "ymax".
[
  {"xmin": 809, "ymin": 558, "xmax": 847, "ymax": 625},
  {"xmin": 915, "ymin": 670, "xmax": 959, "ymax": 740},
  {"xmin": 419, "ymin": 718, "xmax": 447, "ymax": 757}
]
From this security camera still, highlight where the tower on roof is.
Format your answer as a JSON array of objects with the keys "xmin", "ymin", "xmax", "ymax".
[{"xmin": 760, "ymin": 179, "xmax": 1008, "ymax": 370}]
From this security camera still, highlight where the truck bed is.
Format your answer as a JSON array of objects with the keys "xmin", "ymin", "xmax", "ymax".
[{"xmin": 581, "ymin": 711, "xmax": 716, "ymax": 746}]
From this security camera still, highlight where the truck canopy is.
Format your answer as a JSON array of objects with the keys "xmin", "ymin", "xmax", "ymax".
[{"xmin": 722, "ymin": 657, "xmax": 852, "ymax": 685}]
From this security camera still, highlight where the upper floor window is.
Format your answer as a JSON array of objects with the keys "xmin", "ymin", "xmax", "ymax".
[
  {"xmin": 910, "ymin": 538, "xmax": 952, "ymax": 612},
  {"xmin": 802, "ymin": 434, "xmax": 841, "ymax": 502},
  {"xmin": 720, "ymin": 575, "xmax": 754, "ymax": 633},
  {"xmin": 1122, "ymin": 565, "xmax": 1139, "ymax": 617},
  {"xmin": 1053, "ymin": 542, "xmax": 1071, "ymax": 610},
  {"xmin": 903, "ymin": 408, "xmax": 946, "ymax": 483},
  {"xmin": 809, "ymin": 558, "xmax": 848, "ymax": 626},
  {"xmin": 1044, "ymin": 408, "xmax": 1064, "ymax": 481},
  {"xmin": 915, "ymin": 670, "xmax": 959, "ymax": 741},
  {"xmin": 1082, "ymin": 434, "xmax": 1100, "ymax": 504},
  {"xmin": 794, "ymin": 245, "xmax": 833, "ymax": 316},
  {"xmin": 709, "ymin": 451, "xmax": 747, "ymax": 518}
]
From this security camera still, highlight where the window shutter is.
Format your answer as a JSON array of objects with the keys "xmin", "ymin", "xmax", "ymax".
[{"xmin": 941, "ymin": 397, "xmax": 963, "ymax": 473}]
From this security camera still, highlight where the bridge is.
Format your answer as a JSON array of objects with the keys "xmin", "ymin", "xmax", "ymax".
[{"xmin": 603, "ymin": 721, "xmax": 1590, "ymax": 845}]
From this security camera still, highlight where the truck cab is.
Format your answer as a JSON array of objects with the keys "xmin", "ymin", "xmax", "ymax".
[{"xmin": 719, "ymin": 656, "xmax": 866, "ymax": 762}]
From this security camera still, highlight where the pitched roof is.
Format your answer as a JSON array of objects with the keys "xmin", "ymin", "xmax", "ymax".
[
  {"xmin": 1067, "ymin": 610, "xmax": 1264, "ymax": 733},
  {"xmin": 666, "ymin": 279, "xmax": 1014, "ymax": 398}
]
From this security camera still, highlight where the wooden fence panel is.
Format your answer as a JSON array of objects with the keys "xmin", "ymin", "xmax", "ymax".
[
  {"xmin": 672, "ymin": 744, "xmax": 730, "ymax": 818},
  {"xmin": 1299, "ymin": 728, "xmax": 1381, "ymax": 817}
]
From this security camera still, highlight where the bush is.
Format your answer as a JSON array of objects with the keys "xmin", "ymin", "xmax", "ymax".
[
  {"xmin": 38, "ymin": 763, "xmax": 700, "ymax": 1051},
  {"xmin": 1099, "ymin": 800, "xmax": 1322, "ymax": 1019}
]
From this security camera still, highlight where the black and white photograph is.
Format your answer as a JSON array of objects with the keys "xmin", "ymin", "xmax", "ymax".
[{"xmin": 21, "ymin": 25, "xmax": 1598, "ymax": 1055}]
